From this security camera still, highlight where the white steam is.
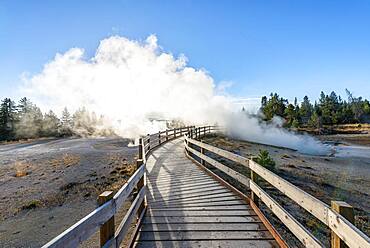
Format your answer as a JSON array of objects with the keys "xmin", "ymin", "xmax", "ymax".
[
  {"xmin": 225, "ymin": 115, "xmax": 331, "ymax": 155},
  {"xmin": 21, "ymin": 35, "xmax": 330, "ymax": 155}
]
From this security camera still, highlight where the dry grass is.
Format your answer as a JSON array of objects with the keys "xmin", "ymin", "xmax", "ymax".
[
  {"xmin": 330, "ymin": 123, "xmax": 370, "ymax": 131},
  {"xmin": 0, "ymin": 137, "xmax": 53, "ymax": 145},
  {"xmin": 21, "ymin": 199, "xmax": 42, "ymax": 210},
  {"xmin": 281, "ymin": 154, "xmax": 291, "ymax": 159},
  {"xmin": 14, "ymin": 161, "xmax": 31, "ymax": 177},
  {"xmin": 49, "ymin": 153, "xmax": 80, "ymax": 167},
  {"xmin": 62, "ymin": 153, "xmax": 80, "ymax": 167}
]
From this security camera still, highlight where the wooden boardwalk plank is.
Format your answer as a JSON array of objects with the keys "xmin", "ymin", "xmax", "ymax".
[
  {"xmin": 148, "ymin": 185, "xmax": 225, "ymax": 197},
  {"xmin": 148, "ymin": 193, "xmax": 239, "ymax": 205},
  {"xmin": 148, "ymin": 188, "xmax": 229, "ymax": 201},
  {"xmin": 150, "ymin": 200, "xmax": 248, "ymax": 209},
  {"xmin": 140, "ymin": 223, "xmax": 267, "ymax": 231},
  {"xmin": 148, "ymin": 177, "xmax": 215, "ymax": 185},
  {"xmin": 148, "ymin": 189, "xmax": 231, "ymax": 202},
  {"xmin": 148, "ymin": 181, "xmax": 216, "ymax": 190},
  {"xmin": 147, "ymin": 181, "xmax": 220, "ymax": 192},
  {"xmin": 147, "ymin": 210, "xmax": 257, "ymax": 217},
  {"xmin": 142, "ymin": 216, "xmax": 261, "ymax": 224},
  {"xmin": 149, "ymin": 205, "xmax": 251, "ymax": 210},
  {"xmin": 136, "ymin": 230, "xmax": 274, "ymax": 240},
  {"xmin": 134, "ymin": 137, "xmax": 278, "ymax": 248},
  {"xmin": 134, "ymin": 240, "xmax": 279, "ymax": 248},
  {"xmin": 148, "ymin": 176, "xmax": 213, "ymax": 185}
]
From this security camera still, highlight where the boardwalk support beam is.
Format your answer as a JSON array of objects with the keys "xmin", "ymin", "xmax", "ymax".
[
  {"xmin": 331, "ymin": 201, "xmax": 354, "ymax": 248},
  {"xmin": 138, "ymin": 138, "xmax": 143, "ymax": 160},
  {"xmin": 200, "ymin": 140, "xmax": 205, "ymax": 166},
  {"xmin": 98, "ymin": 191, "xmax": 114, "ymax": 247},
  {"xmin": 250, "ymin": 170, "xmax": 259, "ymax": 207},
  {"xmin": 137, "ymin": 159, "xmax": 146, "ymax": 219}
]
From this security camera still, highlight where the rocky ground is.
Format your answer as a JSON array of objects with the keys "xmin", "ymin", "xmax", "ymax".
[
  {"xmin": 0, "ymin": 137, "xmax": 138, "ymax": 247},
  {"xmin": 202, "ymin": 133, "xmax": 370, "ymax": 247}
]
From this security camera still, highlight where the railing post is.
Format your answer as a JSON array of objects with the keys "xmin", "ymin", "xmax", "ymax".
[
  {"xmin": 98, "ymin": 191, "xmax": 114, "ymax": 247},
  {"xmin": 158, "ymin": 132, "xmax": 161, "ymax": 145},
  {"xmin": 166, "ymin": 130, "xmax": 169, "ymax": 141},
  {"xmin": 250, "ymin": 170, "xmax": 259, "ymax": 207},
  {"xmin": 200, "ymin": 140, "xmax": 205, "ymax": 166},
  {"xmin": 137, "ymin": 159, "xmax": 146, "ymax": 217},
  {"xmin": 138, "ymin": 138, "xmax": 143, "ymax": 160},
  {"xmin": 331, "ymin": 201, "xmax": 354, "ymax": 248},
  {"xmin": 147, "ymin": 134, "xmax": 150, "ymax": 152},
  {"xmin": 174, "ymin": 128, "xmax": 177, "ymax": 138}
]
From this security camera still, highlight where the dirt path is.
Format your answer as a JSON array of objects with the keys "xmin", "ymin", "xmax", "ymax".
[{"xmin": 0, "ymin": 137, "xmax": 137, "ymax": 247}]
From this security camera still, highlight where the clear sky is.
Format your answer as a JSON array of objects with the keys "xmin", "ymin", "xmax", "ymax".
[{"xmin": 1, "ymin": 0, "xmax": 370, "ymax": 103}]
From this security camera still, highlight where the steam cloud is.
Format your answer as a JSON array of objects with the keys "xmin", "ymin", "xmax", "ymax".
[{"xmin": 21, "ymin": 35, "xmax": 330, "ymax": 155}]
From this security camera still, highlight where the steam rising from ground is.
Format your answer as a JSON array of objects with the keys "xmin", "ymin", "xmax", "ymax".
[
  {"xmin": 21, "ymin": 35, "xmax": 330, "ymax": 155},
  {"xmin": 225, "ymin": 115, "xmax": 331, "ymax": 155}
]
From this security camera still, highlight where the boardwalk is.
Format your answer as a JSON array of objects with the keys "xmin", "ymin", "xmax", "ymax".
[
  {"xmin": 42, "ymin": 127, "xmax": 370, "ymax": 248},
  {"xmin": 133, "ymin": 137, "xmax": 279, "ymax": 248}
]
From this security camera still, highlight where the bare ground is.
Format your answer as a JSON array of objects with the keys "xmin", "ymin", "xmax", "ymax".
[
  {"xmin": 0, "ymin": 137, "xmax": 138, "ymax": 248},
  {"xmin": 202, "ymin": 133, "xmax": 370, "ymax": 247}
]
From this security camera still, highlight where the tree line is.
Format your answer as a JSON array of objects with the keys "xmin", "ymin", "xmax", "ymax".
[
  {"xmin": 259, "ymin": 89, "xmax": 370, "ymax": 128},
  {"xmin": 0, "ymin": 97, "xmax": 114, "ymax": 142}
]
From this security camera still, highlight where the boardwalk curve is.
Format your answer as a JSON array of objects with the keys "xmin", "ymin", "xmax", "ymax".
[{"xmin": 133, "ymin": 137, "xmax": 279, "ymax": 247}]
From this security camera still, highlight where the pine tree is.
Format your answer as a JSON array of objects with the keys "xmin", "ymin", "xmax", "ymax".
[
  {"xmin": 261, "ymin": 96, "xmax": 267, "ymax": 109},
  {"xmin": 42, "ymin": 110, "xmax": 60, "ymax": 137},
  {"xmin": 284, "ymin": 103, "xmax": 296, "ymax": 127},
  {"xmin": 15, "ymin": 98, "xmax": 43, "ymax": 139},
  {"xmin": 0, "ymin": 98, "xmax": 17, "ymax": 141},
  {"xmin": 308, "ymin": 112, "xmax": 321, "ymax": 129},
  {"xmin": 18, "ymin": 97, "xmax": 31, "ymax": 113},
  {"xmin": 261, "ymin": 93, "xmax": 287, "ymax": 120},
  {"xmin": 346, "ymin": 89, "xmax": 364, "ymax": 122},
  {"xmin": 73, "ymin": 107, "xmax": 95, "ymax": 136},
  {"xmin": 298, "ymin": 96, "xmax": 312, "ymax": 125},
  {"xmin": 60, "ymin": 107, "xmax": 73, "ymax": 136}
]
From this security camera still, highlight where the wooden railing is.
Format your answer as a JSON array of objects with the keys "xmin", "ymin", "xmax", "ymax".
[
  {"xmin": 184, "ymin": 127, "xmax": 370, "ymax": 248},
  {"xmin": 42, "ymin": 126, "xmax": 196, "ymax": 248},
  {"xmin": 42, "ymin": 162, "xmax": 146, "ymax": 248},
  {"xmin": 140, "ymin": 126, "xmax": 196, "ymax": 160}
]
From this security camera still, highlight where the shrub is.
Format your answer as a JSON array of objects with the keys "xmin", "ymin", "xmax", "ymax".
[
  {"xmin": 22, "ymin": 200, "xmax": 41, "ymax": 210},
  {"xmin": 253, "ymin": 150, "xmax": 276, "ymax": 171}
]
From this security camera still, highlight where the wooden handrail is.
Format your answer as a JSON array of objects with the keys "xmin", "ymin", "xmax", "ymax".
[
  {"xmin": 184, "ymin": 132, "xmax": 370, "ymax": 248},
  {"xmin": 42, "ymin": 163, "xmax": 146, "ymax": 248},
  {"xmin": 250, "ymin": 180, "xmax": 323, "ymax": 247},
  {"xmin": 140, "ymin": 126, "xmax": 197, "ymax": 159}
]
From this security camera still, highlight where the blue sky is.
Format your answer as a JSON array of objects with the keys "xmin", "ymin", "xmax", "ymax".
[{"xmin": 1, "ymin": 0, "xmax": 370, "ymax": 103}]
